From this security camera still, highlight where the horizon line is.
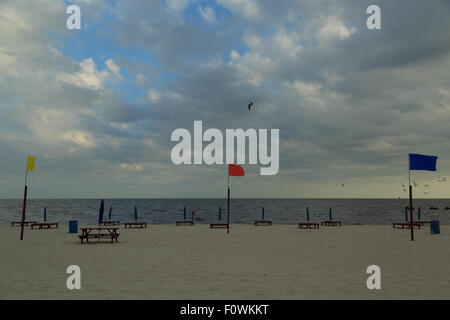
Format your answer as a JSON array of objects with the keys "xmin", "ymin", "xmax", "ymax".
[{"xmin": 0, "ymin": 197, "xmax": 448, "ymax": 200}]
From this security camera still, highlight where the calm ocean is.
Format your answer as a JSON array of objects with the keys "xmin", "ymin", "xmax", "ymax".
[{"xmin": 1, "ymin": 198, "xmax": 449, "ymax": 225}]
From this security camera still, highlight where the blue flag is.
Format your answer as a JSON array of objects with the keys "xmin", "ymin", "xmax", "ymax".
[
  {"xmin": 409, "ymin": 153, "xmax": 437, "ymax": 171},
  {"xmin": 99, "ymin": 200, "xmax": 104, "ymax": 225}
]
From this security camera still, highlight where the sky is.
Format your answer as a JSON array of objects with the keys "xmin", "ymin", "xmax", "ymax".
[{"xmin": 1, "ymin": 0, "xmax": 450, "ymax": 199}]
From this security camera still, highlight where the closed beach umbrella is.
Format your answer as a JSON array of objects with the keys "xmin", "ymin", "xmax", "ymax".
[
  {"xmin": 418, "ymin": 207, "xmax": 421, "ymax": 220},
  {"xmin": 108, "ymin": 207, "xmax": 112, "ymax": 220},
  {"xmin": 44, "ymin": 207, "xmax": 47, "ymax": 222},
  {"xmin": 306, "ymin": 206, "xmax": 310, "ymax": 222},
  {"xmin": 262, "ymin": 207, "xmax": 265, "ymax": 220},
  {"xmin": 405, "ymin": 207, "xmax": 408, "ymax": 222},
  {"xmin": 134, "ymin": 206, "xmax": 138, "ymax": 220},
  {"xmin": 99, "ymin": 200, "xmax": 104, "ymax": 225},
  {"xmin": 184, "ymin": 206, "xmax": 186, "ymax": 220},
  {"xmin": 218, "ymin": 206, "xmax": 222, "ymax": 221},
  {"xmin": 329, "ymin": 208, "xmax": 332, "ymax": 221}
]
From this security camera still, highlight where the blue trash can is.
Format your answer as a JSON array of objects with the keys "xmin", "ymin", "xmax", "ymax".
[
  {"xmin": 430, "ymin": 221, "xmax": 440, "ymax": 234},
  {"xmin": 69, "ymin": 220, "xmax": 78, "ymax": 234}
]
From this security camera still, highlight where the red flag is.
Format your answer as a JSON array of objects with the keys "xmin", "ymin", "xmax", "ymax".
[{"xmin": 228, "ymin": 164, "xmax": 245, "ymax": 176}]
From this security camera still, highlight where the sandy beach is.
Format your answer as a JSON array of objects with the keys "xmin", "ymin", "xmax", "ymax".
[{"xmin": 1, "ymin": 224, "xmax": 449, "ymax": 300}]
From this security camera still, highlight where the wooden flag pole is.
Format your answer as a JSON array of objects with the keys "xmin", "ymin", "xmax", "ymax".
[
  {"xmin": 20, "ymin": 169, "xmax": 29, "ymax": 241},
  {"xmin": 227, "ymin": 188, "xmax": 230, "ymax": 234},
  {"xmin": 227, "ymin": 172, "xmax": 230, "ymax": 234},
  {"xmin": 408, "ymin": 157, "xmax": 414, "ymax": 241},
  {"xmin": 409, "ymin": 185, "xmax": 414, "ymax": 241}
]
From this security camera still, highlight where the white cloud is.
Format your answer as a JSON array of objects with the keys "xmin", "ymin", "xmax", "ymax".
[
  {"xmin": 57, "ymin": 58, "xmax": 122, "ymax": 90},
  {"xmin": 0, "ymin": 50, "xmax": 19, "ymax": 76},
  {"xmin": 272, "ymin": 30, "xmax": 302, "ymax": 59},
  {"xmin": 110, "ymin": 122, "xmax": 129, "ymax": 130},
  {"xmin": 62, "ymin": 130, "xmax": 96, "ymax": 148},
  {"xmin": 228, "ymin": 29, "xmax": 302, "ymax": 86},
  {"xmin": 242, "ymin": 29, "xmax": 302, "ymax": 61},
  {"xmin": 166, "ymin": 0, "xmax": 191, "ymax": 12},
  {"xmin": 147, "ymin": 88, "xmax": 184, "ymax": 103},
  {"xmin": 217, "ymin": 0, "xmax": 261, "ymax": 20},
  {"xmin": 57, "ymin": 58, "xmax": 106, "ymax": 90},
  {"xmin": 288, "ymin": 81, "xmax": 322, "ymax": 97},
  {"xmin": 198, "ymin": 6, "xmax": 216, "ymax": 23},
  {"xmin": 119, "ymin": 163, "xmax": 143, "ymax": 171},
  {"xmin": 148, "ymin": 89, "xmax": 161, "ymax": 102},
  {"xmin": 201, "ymin": 56, "xmax": 223, "ymax": 69},
  {"xmin": 105, "ymin": 59, "xmax": 122, "ymax": 78},
  {"xmin": 318, "ymin": 16, "xmax": 357, "ymax": 41},
  {"xmin": 165, "ymin": 91, "xmax": 184, "ymax": 102},
  {"xmin": 230, "ymin": 50, "xmax": 240, "ymax": 61},
  {"xmin": 243, "ymin": 33, "xmax": 261, "ymax": 48},
  {"xmin": 135, "ymin": 73, "xmax": 149, "ymax": 87},
  {"xmin": 229, "ymin": 51, "xmax": 276, "ymax": 86}
]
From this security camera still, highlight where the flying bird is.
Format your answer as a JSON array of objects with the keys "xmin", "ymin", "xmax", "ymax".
[{"xmin": 248, "ymin": 102, "xmax": 253, "ymax": 110}]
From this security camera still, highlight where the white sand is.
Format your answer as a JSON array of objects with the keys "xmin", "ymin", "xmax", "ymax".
[{"xmin": 1, "ymin": 224, "xmax": 449, "ymax": 299}]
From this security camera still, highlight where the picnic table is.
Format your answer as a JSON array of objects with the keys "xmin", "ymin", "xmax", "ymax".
[
  {"xmin": 31, "ymin": 222, "xmax": 58, "ymax": 229},
  {"xmin": 298, "ymin": 222, "xmax": 320, "ymax": 229},
  {"xmin": 254, "ymin": 220, "xmax": 272, "ymax": 226},
  {"xmin": 102, "ymin": 221, "xmax": 120, "ymax": 226},
  {"xmin": 210, "ymin": 223, "xmax": 228, "ymax": 229},
  {"xmin": 79, "ymin": 227, "xmax": 120, "ymax": 243},
  {"xmin": 320, "ymin": 221, "xmax": 342, "ymax": 226},
  {"xmin": 11, "ymin": 221, "xmax": 36, "ymax": 227},
  {"xmin": 392, "ymin": 222, "xmax": 422, "ymax": 229},
  {"xmin": 123, "ymin": 222, "xmax": 148, "ymax": 229}
]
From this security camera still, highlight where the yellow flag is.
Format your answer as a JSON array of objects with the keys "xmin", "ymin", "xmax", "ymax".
[{"xmin": 27, "ymin": 155, "xmax": 36, "ymax": 171}]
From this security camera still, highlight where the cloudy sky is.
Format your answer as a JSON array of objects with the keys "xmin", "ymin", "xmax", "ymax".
[{"xmin": 1, "ymin": 0, "xmax": 450, "ymax": 199}]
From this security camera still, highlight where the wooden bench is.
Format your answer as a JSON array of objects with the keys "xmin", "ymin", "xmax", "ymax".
[
  {"xmin": 79, "ymin": 227, "xmax": 120, "ymax": 243},
  {"xmin": 102, "ymin": 221, "xmax": 120, "ymax": 226},
  {"xmin": 392, "ymin": 222, "xmax": 422, "ymax": 229},
  {"xmin": 124, "ymin": 222, "xmax": 148, "ymax": 229},
  {"xmin": 31, "ymin": 222, "xmax": 59, "ymax": 229},
  {"xmin": 210, "ymin": 223, "xmax": 228, "ymax": 229},
  {"xmin": 176, "ymin": 220, "xmax": 193, "ymax": 226},
  {"xmin": 320, "ymin": 221, "xmax": 342, "ymax": 226},
  {"xmin": 298, "ymin": 222, "xmax": 320, "ymax": 229},
  {"xmin": 254, "ymin": 220, "xmax": 272, "ymax": 226},
  {"xmin": 11, "ymin": 221, "xmax": 36, "ymax": 227}
]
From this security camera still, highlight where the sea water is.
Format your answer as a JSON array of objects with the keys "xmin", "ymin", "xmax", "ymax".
[{"xmin": 0, "ymin": 198, "xmax": 449, "ymax": 225}]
